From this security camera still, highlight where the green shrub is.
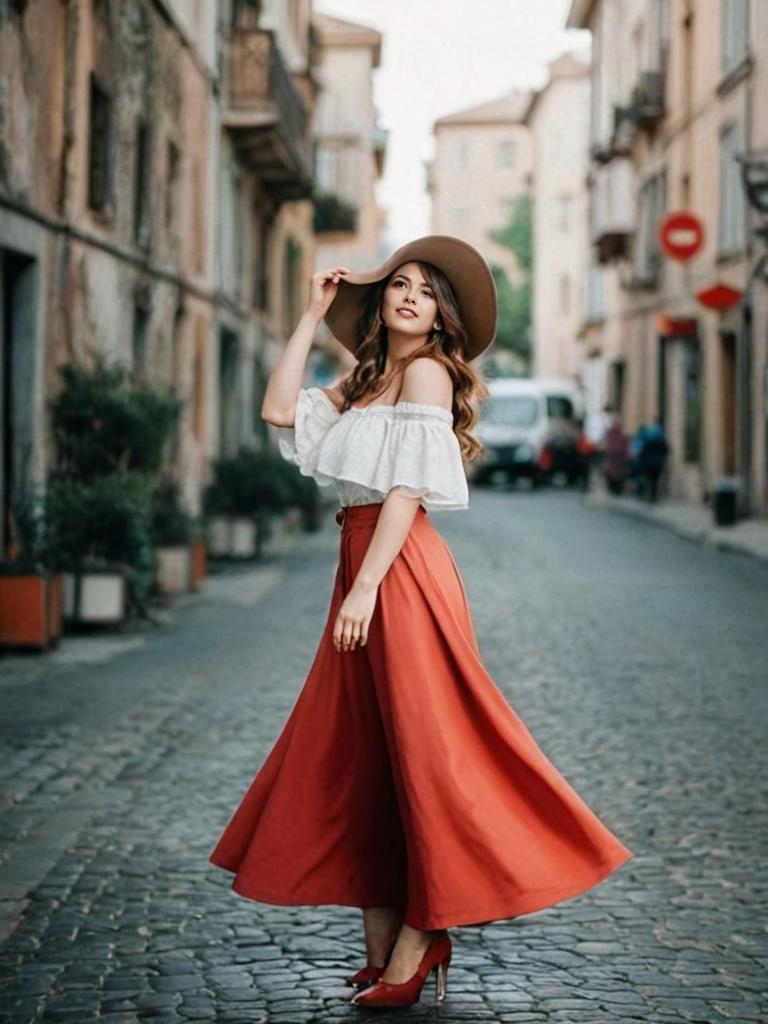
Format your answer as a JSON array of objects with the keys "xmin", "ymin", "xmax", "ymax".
[
  {"xmin": 204, "ymin": 447, "xmax": 298, "ymax": 518},
  {"xmin": 50, "ymin": 357, "xmax": 183, "ymax": 479},
  {"xmin": 46, "ymin": 355, "xmax": 183, "ymax": 616},
  {"xmin": 45, "ymin": 473, "xmax": 156, "ymax": 608},
  {"xmin": 150, "ymin": 477, "xmax": 194, "ymax": 546}
]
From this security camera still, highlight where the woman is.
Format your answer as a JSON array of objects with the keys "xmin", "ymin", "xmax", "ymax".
[{"xmin": 208, "ymin": 235, "xmax": 634, "ymax": 1009}]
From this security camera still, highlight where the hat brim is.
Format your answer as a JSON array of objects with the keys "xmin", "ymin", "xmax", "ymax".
[{"xmin": 324, "ymin": 235, "xmax": 498, "ymax": 361}]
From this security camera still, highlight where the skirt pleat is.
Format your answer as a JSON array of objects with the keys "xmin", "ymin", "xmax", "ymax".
[{"xmin": 209, "ymin": 502, "xmax": 633, "ymax": 930}]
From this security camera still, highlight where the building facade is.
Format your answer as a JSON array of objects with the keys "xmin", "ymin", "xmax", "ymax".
[
  {"xmin": 523, "ymin": 52, "xmax": 592, "ymax": 384},
  {"xmin": 428, "ymin": 91, "xmax": 534, "ymax": 374},
  {"xmin": 429, "ymin": 92, "xmax": 534, "ymax": 286},
  {"xmin": 567, "ymin": 0, "xmax": 768, "ymax": 518},
  {"xmin": 311, "ymin": 13, "xmax": 387, "ymax": 378},
  {"xmin": 0, "ymin": 0, "xmax": 317, "ymax": 555}
]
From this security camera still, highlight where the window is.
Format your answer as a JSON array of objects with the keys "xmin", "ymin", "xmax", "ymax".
[
  {"xmin": 683, "ymin": 343, "xmax": 701, "ymax": 463},
  {"xmin": 721, "ymin": 0, "xmax": 749, "ymax": 76},
  {"xmin": 315, "ymin": 146, "xmax": 341, "ymax": 194},
  {"xmin": 497, "ymin": 140, "xmax": 516, "ymax": 168},
  {"xmin": 166, "ymin": 140, "xmax": 180, "ymax": 231},
  {"xmin": 134, "ymin": 120, "xmax": 150, "ymax": 248},
  {"xmin": 132, "ymin": 304, "xmax": 149, "ymax": 382},
  {"xmin": 557, "ymin": 194, "xmax": 573, "ymax": 232},
  {"xmin": 609, "ymin": 359, "xmax": 626, "ymax": 415},
  {"xmin": 633, "ymin": 169, "xmax": 667, "ymax": 284},
  {"xmin": 452, "ymin": 139, "xmax": 470, "ymax": 173},
  {"xmin": 586, "ymin": 262, "xmax": 605, "ymax": 322},
  {"xmin": 88, "ymin": 73, "xmax": 111, "ymax": 212},
  {"xmin": 646, "ymin": 0, "xmax": 670, "ymax": 73},
  {"xmin": 231, "ymin": 167, "xmax": 244, "ymax": 299},
  {"xmin": 718, "ymin": 122, "xmax": 747, "ymax": 255},
  {"xmin": 254, "ymin": 213, "xmax": 271, "ymax": 311},
  {"xmin": 282, "ymin": 237, "xmax": 301, "ymax": 337}
]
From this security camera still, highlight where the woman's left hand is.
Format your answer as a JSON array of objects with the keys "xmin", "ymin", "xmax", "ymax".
[{"xmin": 333, "ymin": 580, "xmax": 378, "ymax": 652}]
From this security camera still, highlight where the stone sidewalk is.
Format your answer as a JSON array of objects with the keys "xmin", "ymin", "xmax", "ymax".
[{"xmin": 583, "ymin": 489, "xmax": 768, "ymax": 567}]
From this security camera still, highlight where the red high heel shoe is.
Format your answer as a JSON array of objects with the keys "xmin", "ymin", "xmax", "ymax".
[
  {"xmin": 345, "ymin": 933, "xmax": 398, "ymax": 988},
  {"xmin": 346, "ymin": 964, "xmax": 384, "ymax": 987},
  {"xmin": 350, "ymin": 930, "xmax": 452, "ymax": 1007}
]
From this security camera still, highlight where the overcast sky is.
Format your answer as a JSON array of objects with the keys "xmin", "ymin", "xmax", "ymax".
[{"xmin": 314, "ymin": 0, "xmax": 590, "ymax": 252}]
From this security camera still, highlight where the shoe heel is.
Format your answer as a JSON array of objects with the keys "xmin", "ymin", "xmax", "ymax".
[{"xmin": 435, "ymin": 958, "xmax": 449, "ymax": 1003}]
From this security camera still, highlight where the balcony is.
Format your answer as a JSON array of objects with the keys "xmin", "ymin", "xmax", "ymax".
[
  {"xmin": 224, "ymin": 28, "xmax": 312, "ymax": 201},
  {"xmin": 628, "ymin": 70, "xmax": 666, "ymax": 130},
  {"xmin": 589, "ymin": 104, "xmax": 636, "ymax": 164},
  {"xmin": 590, "ymin": 157, "xmax": 636, "ymax": 264},
  {"xmin": 312, "ymin": 189, "xmax": 359, "ymax": 234}
]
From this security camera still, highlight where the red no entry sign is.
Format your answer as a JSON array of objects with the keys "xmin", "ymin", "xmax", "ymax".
[{"xmin": 658, "ymin": 211, "xmax": 705, "ymax": 262}]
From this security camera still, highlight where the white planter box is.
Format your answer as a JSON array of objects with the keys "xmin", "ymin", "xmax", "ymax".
[
  {"xmin": 207, "ymin": 516, "xmax": 257, "ymax": 558},
  {"xmin": 63, "ymin": 571, "xmax": 126, "ymax": 623},
  {"xmin": 229, "ymin": 517, "xmax": 256, "ymax": 557},
  {"xmin": 155, "ymin": 546, "xmax": 192, "ymax": 594},
  {"xmin": 208, "ymin": 517, "xmax": 231, "ymax": 557}
]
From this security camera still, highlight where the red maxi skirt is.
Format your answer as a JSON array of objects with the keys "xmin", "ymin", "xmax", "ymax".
[{"xmin": 209, "ymin": 502, "xmax": 633, "ymax": 930}]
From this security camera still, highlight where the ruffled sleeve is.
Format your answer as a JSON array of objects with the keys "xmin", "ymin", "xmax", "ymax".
[
  {"xmin": 313, "ymin": 403, "xmax": 469, "ymax": 511},
  {"xmin": 276, "ymin": 387, "xmax": 340, "ymax": 482}
]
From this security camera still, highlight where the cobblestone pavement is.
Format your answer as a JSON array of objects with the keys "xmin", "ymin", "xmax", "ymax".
[{"xmin": 1, "ymin": 487, "xmax": 766, "ymax": 1024}]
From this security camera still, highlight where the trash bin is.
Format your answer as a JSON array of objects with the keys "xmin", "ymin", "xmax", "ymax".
[{"xmin": 713, "ymin": 476, "xmax": 739, "ymax": 527}]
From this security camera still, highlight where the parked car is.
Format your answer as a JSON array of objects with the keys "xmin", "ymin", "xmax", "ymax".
[{"xmin": 470, "ymin": 377, "xmax": 584, "ymax": 487}]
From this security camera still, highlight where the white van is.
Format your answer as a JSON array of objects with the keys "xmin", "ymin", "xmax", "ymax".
[{"xmin": 471, "ymin": 377, "xmax": 584, "ymax": 486}]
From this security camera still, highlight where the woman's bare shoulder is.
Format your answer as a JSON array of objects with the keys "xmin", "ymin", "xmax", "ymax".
[{"xmin": 320, "ymin": 373, "xmax": 353, "ymax": 413}]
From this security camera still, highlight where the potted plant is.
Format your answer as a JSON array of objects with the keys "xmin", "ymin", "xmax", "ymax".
[
  {"xmin": 203, "ymin": 446, "xmax": 297, "ymax": 559},
  {"xmin": 46, "ymin": 357, "xmax": 182, "ymax": 623},
  {"xmin": 189, "ymin": 514, "xmax": 208, "ymax": 591},
  {"xmin": 149, "ymin": 476, "xmax": 195, "ymax": 595},
  {"xmin": 0, "ymin": 484, "xmax": 63, "ymax": 651},
  {"xmin": 45, "ymin": 472, "xmax": 155, "ymax": 624}
]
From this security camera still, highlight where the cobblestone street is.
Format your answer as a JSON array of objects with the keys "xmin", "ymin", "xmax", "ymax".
[{"xmin": 1, "ymin": 488, "xmax": 766, "ymax": 1024}]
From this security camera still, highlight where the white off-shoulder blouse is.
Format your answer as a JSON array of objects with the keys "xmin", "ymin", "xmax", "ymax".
[{"xmin": 276, "ymin": 387, "xmax": 469, "ymax": 512}]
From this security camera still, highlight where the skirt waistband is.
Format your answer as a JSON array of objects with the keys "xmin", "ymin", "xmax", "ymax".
[{"xmin": 336, "ymin": 503, "xmax": 427, "ymax": 531}]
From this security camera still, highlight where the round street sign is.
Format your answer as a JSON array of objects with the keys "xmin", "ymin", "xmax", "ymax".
[{"xmin": 658, "ymin": 211, "xmax": 705, "ymax": 262}]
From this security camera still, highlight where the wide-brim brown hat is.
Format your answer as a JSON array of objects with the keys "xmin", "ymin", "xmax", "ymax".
[{"xmin": 324, "ymin": 234, "xmax": 498, "ymax": 361}]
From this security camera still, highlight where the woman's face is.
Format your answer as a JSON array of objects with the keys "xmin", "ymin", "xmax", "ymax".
[{"xmin": 380, "ymin": 261, "xmax": 440, "ymax": 336}]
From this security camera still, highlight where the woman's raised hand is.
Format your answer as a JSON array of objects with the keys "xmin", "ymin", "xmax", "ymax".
[{"xmin": 306, "ymin": 266, "xmax": 351, "ymax": 320}]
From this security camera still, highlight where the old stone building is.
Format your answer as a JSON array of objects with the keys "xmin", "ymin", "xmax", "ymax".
[
  {"xmin": 0, "ymin": 0, "xmax": 317, "ymax": 551},
  {"xmin": 428, "ymin": 91, "xmax": 533, "ymax": 286},
  {"xmin": 523, "ymin": 52, "xmax": 592, "ymax": 386},
  {"xmin": 427, "ymin": 91, "xmax": 534, "ymax": 374},
  {"xmin": 567, "ymin": 0, "xmax": 768, "ymax": 519}
]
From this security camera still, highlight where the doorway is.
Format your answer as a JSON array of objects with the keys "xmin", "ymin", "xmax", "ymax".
[
  {"xmin": 1, "ymin": 247, "xmax": 38, "ymax": 559},
  {"xmin": 218, "ymin": 328, "xmax": 240, "ymax": 458},
  {"xmin": 719, "ymin": 331, "xmax": 737, "ymax": 475}
]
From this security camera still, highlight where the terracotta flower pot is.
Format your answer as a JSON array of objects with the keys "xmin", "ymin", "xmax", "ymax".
[
  {"xmin": 0, "ymin": 570, "xmax": 64, "ymax": 650},
  {"xmin": 190, "ymin": 537, "xmax": 207, "ymax": 591}
]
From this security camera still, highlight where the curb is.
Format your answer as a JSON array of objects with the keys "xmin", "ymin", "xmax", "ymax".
[{"xmin": 583, "ymin": 493, "xmax": 768, "ymax": 569}]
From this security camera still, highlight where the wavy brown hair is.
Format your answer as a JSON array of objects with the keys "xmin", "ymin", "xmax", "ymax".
[{"xmin": 334, "ymin": 261, "xmax": 489, "ymax": 462}]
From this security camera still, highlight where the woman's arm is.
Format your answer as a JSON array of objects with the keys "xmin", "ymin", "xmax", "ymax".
[
  {"xmin": 332, "ymin": 492, "xmax": 421, "ymax": 654},
  {"xmin": 332, "ymin": 357, "xmax": 453, "ymax": 653},
  {"xmin": 261, "ymin": 265, "xmax": 351, "ymax": 427}
]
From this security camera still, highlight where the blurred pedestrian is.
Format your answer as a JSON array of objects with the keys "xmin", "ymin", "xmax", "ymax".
[
  {"xmin": 632, "ymin": 421, "xmax": 669, "ymax": 503},
  {"xmin": 574, "ymin": 414, "xmax": 598, "ymax": 491},
  {"xmin": 601, "ymin": 414, "xmax": 631, "ymax": 496},
  {"xmin": 209, "ymin": 236, "xmax": 633, "ymax": 1008}
]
